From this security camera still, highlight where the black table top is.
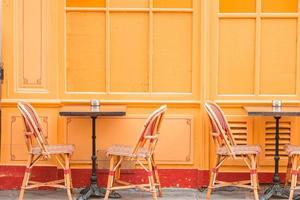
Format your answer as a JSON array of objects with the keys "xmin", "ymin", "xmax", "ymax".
[
  {"xmin": 244, "ymin": 106, "xmax": 300, "ymax": 116},
  {"xmin": 59, "ymin": 105, "xmax": 126, "ymax": 117}
]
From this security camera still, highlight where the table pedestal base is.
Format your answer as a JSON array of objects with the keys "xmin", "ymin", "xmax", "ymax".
[
  {"xmin": 260, "ymin": 184, "xmax": 290, "ymax": 200},
  {"xmin": 77, "ymin": 183, "xmax": 121, "ymax": 200}
]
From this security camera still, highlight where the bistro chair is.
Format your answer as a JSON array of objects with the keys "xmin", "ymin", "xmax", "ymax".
[
  {"xmin": 204, "ymin": 101, "xmax": 261, "ymax": 200},
  {"xmin": 285, "ymin": 144, "xmax": 300, "ymax": 199},
  {"xmin": 17, "ymin": 102, "xmax": 75, "ymax": 200},
  {"xmin": 104, "ymin": 105, "xmax": 167, "ymax": 200}
]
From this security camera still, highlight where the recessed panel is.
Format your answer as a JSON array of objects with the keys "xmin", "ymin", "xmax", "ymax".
[
  {"xmin": 10, "ymin": 116, "xmax": 27, "ymax": 161},
  {"xmin": 98, "ymin": 117, "xmax": 193, "ymax": 163},
  {"xmin": 218, "ymin": 19, "xmax": 256, "ymax": 94},
  {"xmin": 219, "ymin": 0, "xmax": 256, "ymax": 13},
  {"xmin": 66, "ymin": 116, "xmax": 193, "ymax": 164},
  {"xmin": 153, "ymin": 13, "xmax": 192, "ymax": 92},
  {"xmin": 22, "ymin": 0, "xmax": 43, "ymax": 87},
  {"xmin": 110, "ymin": 0, "xmax": 149, "ymax": 8},
  {"xmin": 262, "ymin": 0, "xmax": 297, "ymax": 13},
  {"xmin": 260, "ymin": 19, "xmax": 297, "ymax": 94},
  {"xmin": 110, "ymin": 13, "xmax": 149, "ymax": 92},
  {"xmin": 66, "ymin": 118, "xmax": 92, "ymax": 161},
  {"xmin": 153, "ymin": 0, "xmax": 192, "ymax": 8},
  {"xmin": 66, "ymin": 0, "xmax": 105, "ymax": 7},
  {"xmin": 66, "ymin": 12, "xmax": 106, "ymax": 92}
]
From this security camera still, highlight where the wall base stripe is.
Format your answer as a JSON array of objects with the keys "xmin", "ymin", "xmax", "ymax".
[{"xmin": 0, "ymin": 166, "xmax": 287, "ymax": 189}]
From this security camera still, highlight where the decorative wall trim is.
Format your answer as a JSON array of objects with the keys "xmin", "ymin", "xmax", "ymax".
[
  {"xmin": 13, "ymin": 0, "xmax": 48, "ymax": 93},
  {"xmin": 63, "ymin": 1, "xmax": 196, "ymax": 94},
  {"xmin": 65, "ymin": 115, "xmax": 193, "ymax": 164},
  {"xmin": 10, "ymin": 115, "xmax": 49, "ymax": 161},
  {"xmin": 0, "ymin": 98, "xmax": 202, "ymax": 107}
]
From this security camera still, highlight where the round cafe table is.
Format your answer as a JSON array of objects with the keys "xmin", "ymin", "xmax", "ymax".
[
  {"xmin": 60, "ymin": 105, "xmax": 126, "ymax": 200},
  {"xmin": 244, "ymin": 106, "xmax": 300, "ymax": 200}
]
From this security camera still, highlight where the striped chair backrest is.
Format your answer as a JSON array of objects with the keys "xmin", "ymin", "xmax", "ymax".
[
  {"xmin": 132, "ymin": 105, "xmax": 167, "ymax": 156},
  {"xmin": 205, "ymin": 101, "xmax": 236, "ymax": 156},
  {"xmin": 17, "ymin": 102, "xmax": 49, "ymax": 155}
]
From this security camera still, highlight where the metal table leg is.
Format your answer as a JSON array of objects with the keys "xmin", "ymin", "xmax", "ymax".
[
  {"xmin": 77, "ymin": 116, "xmax": 121, "ymax": 200},
  {"xmin": 260, "ymin": 116, "xmax": 290, "ymax": 200}
]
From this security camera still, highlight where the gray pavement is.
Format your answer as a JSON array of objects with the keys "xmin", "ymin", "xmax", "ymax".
[{"xmin": 0, "ymin": 186, "xmax": 296, "ymax": 199}]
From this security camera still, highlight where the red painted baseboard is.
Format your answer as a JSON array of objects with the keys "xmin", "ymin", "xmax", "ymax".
[{"xmin": 0, "ymin": 166, "xmax": 286, "ymax": 190}]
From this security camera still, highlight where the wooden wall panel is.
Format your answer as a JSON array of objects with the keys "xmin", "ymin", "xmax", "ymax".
[
  {"xmin": 110, "ymin": 13, "xmax": 149, "ymax": 92},
  {"xmin": 110, "ymin": 0, "xmax": 148, "ymax": 8},
  {"xmin": 63, "ymin": 118, "xmax": 92, "ymax": 162},
  {"xmin": 61, "ymin": 0, "xmax": 199, "ymax": 99},
  {"xmin": 4, "ymin": 0, "xmax": 58, "ymax": 99},
  {"xmin": 219, "ymin": 0, "xmax": 256, "ymax": 13},
  {"xmin": 64, "ymin": 116, "xmax": 193, "ymax": 164},
  {"xmin": 213, "ymin": 0, "xmax": 300, "ymax": 100},
  {"xmin": 262, "ymin": 0, "xmax": 297, "ymax": 12},
  {"xmin": 1, "ymin": 107, "xmax": 57, "ymax": 164},
  {"xmin": 66, "ymin": 12, "xmax": 106, "ymax": 92},
  {"xmin": 10, "ymin": 116, "xmax": 49, "ymax": 161},
  {"xmin": 153, "ymin": 0, "xmax": 192, "ymax": 8},
  {"xmin": 153, "ymin": 13, "xmax": 192, "ymax": 93},
  {"xmin": 218, "ymin": 19, "xmax": 256, "ymax": 95},
  {"xmin": 15, "ymin": 0, "xmax": 46, "ymax": 90},
  {"xmin": 9, "ymin": 116, "xmax": 27, "ymax": 161},
  {"xmin": 260, "ymin": 19, "xmax": 297, "ymax": 95},
  {"xmin": 66, "ymin": 0, "xmax": 106, "ymax": 7}
]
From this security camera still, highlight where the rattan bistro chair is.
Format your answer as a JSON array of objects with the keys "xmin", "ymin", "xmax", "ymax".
[
  {"xmin": 205, "ymin": 101, "xmax": 261, "ymax": 200},
  {"xmin": 104, "ymin": 105, "xmax": 167, "ymax": 200},
  {"xmin": 285, "ymin": 144, "xmax": 300, "ymax": 199},
  {"xmin": 17, "ymin": 102, "xmax": 74, "ymax": 200}
]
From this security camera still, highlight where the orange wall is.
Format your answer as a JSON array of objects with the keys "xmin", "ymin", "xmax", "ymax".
[
  {"xmin": 1, "ymin": 0, "xmax": 203, "ymax": 170},
  {"xmin": 2, "ymin": 0, "xmax": 300, "ymax": 174}
]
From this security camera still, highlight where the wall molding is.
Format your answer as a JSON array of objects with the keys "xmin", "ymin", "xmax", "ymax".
[
  {"xmin": 0, "ymin": 98, "xmax": 202, "ymax": 107},
  {"xmin": 65, "ymin": 115, "xmax": 194, "ymax": 164},
  {"xmin": 13, "ymin": 0, "xmax": 48, "ymax": 93},
  {"xmin": 10, "ymin": 115, "xmax": 49, "ymax": 161}
]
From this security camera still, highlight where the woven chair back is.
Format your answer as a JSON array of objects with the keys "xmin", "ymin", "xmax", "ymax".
[
  {"xmin": 132, "ymin": 105, "xmax": 167, "ymax": 156},
  {"xmin": 17, "ymin": 102, "xmax": 49, "ymax": 156},
  {"xmin": 205, "ymin": 101, "xmax": 237, "ymax": 156}
]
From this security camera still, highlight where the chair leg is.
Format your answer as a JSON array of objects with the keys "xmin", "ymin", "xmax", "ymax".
[
  {"xmin": 289, "ymin": 155, "xmax": 298, "ymax": 200},
  {"xmin": 152, "ymin": 155, "xmax": 162, "ymax": 197},
  {"xmin": 147, "ymin": 157, "xmax": 157, "ymax": 200},
  {"xmin": 19, "ymin": 154, "xmax": 33, "ymax": 200},
  {"xmin": 64, "ymin": 154, "xmax": 73, "ymax": 200},
  {"xmin": 105, "ymin": 156, "xmax": 116, "ymax": 200},
  {"xmin": 69, "ymin": 166, "xmax": 74, "ymax": 194},
  {"xmin": 286, "ymin": 156, "xmax": 292, "ymax": 187},
  {"xmin": 206, "ymin": 155, "xmax": 220, "ymax": 200},
  {"xmin": 115, "ymin": 156, "xmax": 121, "ymax": 182},
  {"xmin": 249, "ymin": 155, "xmax": 259, "ymax": 200}
]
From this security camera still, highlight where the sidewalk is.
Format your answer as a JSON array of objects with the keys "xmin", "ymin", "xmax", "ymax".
[{"xmin": 0, "ymin": 187, "xmax": 265, "ymax": 200}]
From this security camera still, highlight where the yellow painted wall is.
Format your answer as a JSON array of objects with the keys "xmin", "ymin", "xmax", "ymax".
[{"xmin": 2, "ymin": 0, "xmax": 300, "ymax": 174}]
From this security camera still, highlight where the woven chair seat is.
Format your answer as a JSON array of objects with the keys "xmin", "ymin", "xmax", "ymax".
[
  {"xmin": 217, "ymin": 145, "xmax": 261, "ymax": 155},
  {"xmin": 285, "ymin": 144, "xmax": 300, "ymax": 156},
  {"xmin": 31, "ymin": 144, "xmax": 75, "ymax": 155},
  {"xmin": 106, "ymin": 144, "xmax": 150, "ymax": 158}
]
